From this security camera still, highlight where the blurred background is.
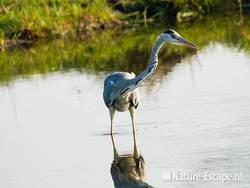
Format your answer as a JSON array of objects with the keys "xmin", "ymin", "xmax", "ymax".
[{"xmin": 0, "ymin": 0, "xmax": 250, "ymax": 82}]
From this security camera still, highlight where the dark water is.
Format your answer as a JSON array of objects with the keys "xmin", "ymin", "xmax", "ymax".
[{"xmin": 0, "ymin": 15, "xmax": 250, "ymax": 187}]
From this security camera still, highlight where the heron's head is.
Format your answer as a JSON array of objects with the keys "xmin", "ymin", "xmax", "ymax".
[{"xmin": 159, "ymin": 29, "xmax": 198, "ymax": 49}]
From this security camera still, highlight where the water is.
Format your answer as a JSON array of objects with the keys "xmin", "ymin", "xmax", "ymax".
[{"xmin": 1, "ymin": 16, "xmax": 250, "ymax": 187}]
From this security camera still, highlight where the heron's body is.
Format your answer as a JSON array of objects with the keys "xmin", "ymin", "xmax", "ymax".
[
  {"xmin": 104, "ymin": 72, "xmax": 140, "ymax": 112},
  {"xmin": 103, "ymin": 29, "xmax": 197, "ymax": 134}
]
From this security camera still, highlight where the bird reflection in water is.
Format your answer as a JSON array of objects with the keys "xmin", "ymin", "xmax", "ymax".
[{"xmin": 110, "ymin": 132, "xmax": 154, "ymax": 188}]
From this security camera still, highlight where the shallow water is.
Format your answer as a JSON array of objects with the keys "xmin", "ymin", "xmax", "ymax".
[
  {"xmin": 0, "ymin": 42, "xmax": 250, "ymax": 188},
  {"xmin": 1, "ymin": 14, "xmax": 250, "ymax": 188}
]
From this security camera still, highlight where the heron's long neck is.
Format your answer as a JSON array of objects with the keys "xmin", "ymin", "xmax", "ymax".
[
  {"xmin": 133, "ymin": 37, "xmax": 165, "ymax": 86},
  {"xmin": 118, "ymin": 37, "xmax": 165, "ymax": 97}
]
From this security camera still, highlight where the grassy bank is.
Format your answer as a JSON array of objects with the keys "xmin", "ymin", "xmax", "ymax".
[
  {"xmin": 0, "ymin": 1, "xmax": 249, "ymax": 84},
  {"xmin": 1, "ymin": 14, "xmax": 250, "ymax": 84},
  {"xmin": 0, "ymin": 0, "xmax": 246, "ymax": 45},
  {"xmin": 0, "ymin": 0, "xmax": 120, "ymax": 44}
]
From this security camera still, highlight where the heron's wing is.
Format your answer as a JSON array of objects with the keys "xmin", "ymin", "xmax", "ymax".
[
  {"xmin": 103, "ymin": 72, "xmax": 138, "ymax": 101},
  {"xmin": 117, "ymin": 75, "xmax": 141, "ymax": 97},
  {"xmin": 103, "ymin": 72, "xmax": 136, "ymax": 107}
]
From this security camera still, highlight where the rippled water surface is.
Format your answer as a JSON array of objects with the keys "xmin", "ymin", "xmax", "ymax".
[{"xmin": 1, "ymin": 16, "xmax": 250, "ymax": 188}]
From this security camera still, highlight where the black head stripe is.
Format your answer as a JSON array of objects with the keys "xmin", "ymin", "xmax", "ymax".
[{"xmin": 164, "ymin": 29, "xmax": 175, "ymax": 34}]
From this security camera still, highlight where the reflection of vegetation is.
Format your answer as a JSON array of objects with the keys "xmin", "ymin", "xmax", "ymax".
[
  {"xmin": 0, "ymin": 27, "xmax": 187, "ymax": 83},
  {"xmin": 0, "ymin": 15, "xmax": 250, "ymax": 84}
]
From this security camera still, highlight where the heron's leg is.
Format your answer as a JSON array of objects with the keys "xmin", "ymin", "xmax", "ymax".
[
  {"xmin": 110, "ymin": 132, "xmax": 119, "ymax": 163},
  {"xmin": 109, "ymin": 107, "xmax": 116, "ymax": 134},
  {"xmin": 109, "ymin": 107, "xmax": 118, "ymax": 162},
  {"xmin": 129, "ymin": 106, "xmax": 138, "ymax": 156}
]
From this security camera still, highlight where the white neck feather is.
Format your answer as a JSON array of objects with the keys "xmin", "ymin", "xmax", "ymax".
[
  {"xmin": 133, "ymin": 36, "xmax": 165, "ymax": 86},
  {"xmin": 118, "ymin": 36, "xmax": 166, "ymax": 97}
]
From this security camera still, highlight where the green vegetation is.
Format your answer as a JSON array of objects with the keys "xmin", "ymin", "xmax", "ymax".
[
  {"xmin": 1, "ymin": 14, "xmax": 250, "ymax": 84},
  {"xmin": 0, "ymin": 1, "xmax": 250, "ymax": 84},
  {"xmin": 0, "ymin": 0, "xmax": 118, "ymax": 43},
  {"xmin": 0, "ymin": 0, "xmax": 245, "ymax": 43}
]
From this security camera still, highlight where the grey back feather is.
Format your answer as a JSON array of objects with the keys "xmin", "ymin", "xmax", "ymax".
[{"xmin": 103, "ymin": 72, "xmax": 136, "ymax": 107}]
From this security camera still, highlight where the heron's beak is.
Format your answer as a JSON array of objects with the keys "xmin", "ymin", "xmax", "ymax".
[{"xmin": 177, "ymin": 36, "xmax": 198, "ymax": 49}]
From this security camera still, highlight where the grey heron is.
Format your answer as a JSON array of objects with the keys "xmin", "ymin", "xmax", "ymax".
[{"xmin": 103, "ymin": 29, "xmax": 198, "ymax": 134}]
